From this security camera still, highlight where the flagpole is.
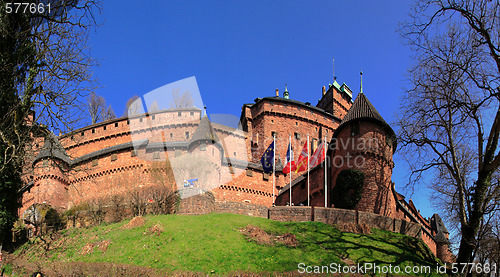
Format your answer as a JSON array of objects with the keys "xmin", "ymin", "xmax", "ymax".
[
  {"xmin": 273, "ymin": 134, "xmax": 276, "ymax": 206},
  {"xmin": 324, "ymin": 136, "xmax": 327, "ymax": 208},
  {"xmin": 289, "ymin": 135, "xmax": 292, "ymax": 206},
  {"xmin": 307, "ymin": 134, "xmax": 310, "ymax": 206}
]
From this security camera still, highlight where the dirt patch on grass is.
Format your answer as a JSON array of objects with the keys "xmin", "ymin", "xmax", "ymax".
[
  {"xmin": 97, "ymin": 240, "xmax": 111, "ymax": 252},
  {"xmin": 81, "ymin": 243, "xmax": 94, "ymax": 255},
  {"xmin": 123, "ymin": 216, "xmax": 145, "ymax": 229},
  {"xmin": 144, "ymin": 222, "xmax": 164, "ymax": 236},
  {"xmin": 240, "ymin": 225, "xmax": 298, "ymax": 247}
]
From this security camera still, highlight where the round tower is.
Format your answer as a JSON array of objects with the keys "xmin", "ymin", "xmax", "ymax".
[
  {"xmin": 329, "ymin": 91, "xmax": 397, "ymax": 217},
  {"xmin": 32, "ymin": 132, "xmax": 70, "ymax": 212}
]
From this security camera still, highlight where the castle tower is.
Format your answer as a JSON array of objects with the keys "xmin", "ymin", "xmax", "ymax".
[
  {"xmin": 31, "ymin": 132, "xmax": 70, "ymax": 212},
  {"xmin": 329, "ymin": 91, "xmax": 397, "ymax": 216},
  {"xmin": 184, "ymin": 115, "xmax": 224, "ymax": 191}
]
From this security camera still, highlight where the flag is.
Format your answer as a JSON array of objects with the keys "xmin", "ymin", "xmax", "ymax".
[
  {"xmin": 283, "ymin": 143, "xmax": 296, "ymax": 174},
  {"xmin": 260, "ymin": 141, "xmax": 275, "ymax": 173},
  {"xmin": 310, "ymin": 140, "xmax": 326, "ymax": 168},
  {"xmin": 295, "ymin": 142, "xmax": 309, "ymax": 173}
]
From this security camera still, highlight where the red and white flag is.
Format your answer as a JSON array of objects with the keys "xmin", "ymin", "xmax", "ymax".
[
  {"xmin": 310, "ymin": 140, "xmax": 326, "ymax": 168},
  {"xmin": 295, "ymin": 141, "xmax": 309, "ymax": 173}
]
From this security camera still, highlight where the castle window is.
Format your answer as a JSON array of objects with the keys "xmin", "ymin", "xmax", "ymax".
[
  {"xmin": 271, "ymin": 120, "xmax": 274, "ymax": 123},
  {"xmin": 351, "ymin": 121, "xmax": 359, "ymax": 136},
  {"xmin": 185, "ymin": 131, "xmax": 189, "ymax": 139},
  {"xmin": 296, "ymin": 122, "xmax": 298, "ymax": 126},
  {"xmin": 263, "ymin": 172, "xmax": 269, "ymax": 181},
  {"xmin": 200, "ymin": 142, "xmax": 206, "ymax": 151},
  {"xmin": 70, "ymin": 135, "xmax": 74, "ymax": 140},
  {"xmin": 92, "ymin": 128, "xmax": 95, "ymax": 134},
  {"xmin": 233, "ymin": 152, "xmax": 236, "ymax": 157},
  {"xmin": 170, "ymin": 133, "xmax": 173, "ymax": 138},
  {"xmin": 131, "ymin": 149, "xmax": 138, "ymax": 157},
  {"xmin": 103, "ymin": 126, "xmax": 106, "ymax": 131},
  {"xmin": 115, "ymin": 122, "xmax": 118, "ymax": 127},
  {"xmin": 246, "ymin": 169, "xmax": 253, "ymax": 177},
  {"xmin": 127, "ymin": 120, "xmax": 130, "ymax": 125},
  {"xmin": 312, "ymin": 138, "xmax": 318, "ymax": 154},
  {"xmin": 152, "ymin": 115, "xmax": 155, "ymax": 120},
  {"xmin": 92, "ymin": 159, "xmax": 98, "ymax": 167},
  {"xmin": 139, "ymin": 117, "xmax": 143, "ymax": 123},
  {"xmin": 295, "ymin": 132, "xmax": 300, "ymax": 140},
  {"xmin": 111, "ymin": 153, "xmax": 117, "ymax": 161},
  {"xmin": 190, "ymin": 112, "xmax": 194, "ymax": 116},
  {"xmin": 271, "ymin": 131, "xmax": 276, "ymax": 138},
  {"xmin": 178, "ymin": 112, "xmax": 182, "ymax": 117},
  {"xmin": 81, "ymin": 131, "xmax": 84, "ymax": 136}
]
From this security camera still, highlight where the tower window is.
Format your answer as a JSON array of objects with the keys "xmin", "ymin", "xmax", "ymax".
[
  {"xmin": 271, "ymin": 131, "xmax": 276, "ymax": 138},
  {"xmin": 103, "ymin": 126, "xmax": 106, "ymax": 131},
  {"xmin": 351, "ymin": 122, "xmax": 359, "ymax": 136},
  {"xmin": 115, "ymin": 122, "xmax": 118, "ymax": 127},
  {"xmin": 92, "ymin": 128, "xmax": 95, "ymax": 134},
  {"xmin": 185, "ymin": 132, "xmax": 189, "ymax": 139},
  {"xmin": 178, "ymin": 112, "xmax": 182, "ymax": 117},
  {"xmin": 170, "ymin": 133, "xmax": 173, "ymax": 138},
  {"xmin": 295, "ymin": 132, "xmax": 300, "ymax": 140},
  {"xmin": 190, "ymin": 112, "xmax": 194, "ymax": 116},
  {"xmin": 152, "ymin": 115, "xmax": 156, "ymax": 120}
]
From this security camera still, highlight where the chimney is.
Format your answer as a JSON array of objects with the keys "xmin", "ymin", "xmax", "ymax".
[
  {"xmin": 275, "ymin": 89, "xmax": 279, "ymax": 97},
  {"xmin": 322, "ymin": 86, "xmax": 326, "ymax": 95}
]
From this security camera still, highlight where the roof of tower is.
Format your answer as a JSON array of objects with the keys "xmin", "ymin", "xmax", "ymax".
[
  {"xmin": 333, "ymin": 92, "xmax": 397, "ymax": 149},
  {"xmin": 190, "ymin": 115, "xmax": 220, "ymax": 144},
  {"xmin": 340, "ymin": 92, "xmax": 386, "ymax": 125},
  {"xmin": 431, "ymin": 214, "xmax": 449, "ymax": 234},
  {"xmin": 34, "ymin": 132, "xmax": 71, "ymax": 165}
]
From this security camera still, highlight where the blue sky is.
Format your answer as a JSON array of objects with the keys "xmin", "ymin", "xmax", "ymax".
[{"xmin": 88, "ymin": 1, "xmax": 435, "ymax": 218}]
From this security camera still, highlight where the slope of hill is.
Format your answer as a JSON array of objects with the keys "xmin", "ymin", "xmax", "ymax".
[{"xmin": 5, "ymin": 213, "xmax": 443, "ymax": 276}]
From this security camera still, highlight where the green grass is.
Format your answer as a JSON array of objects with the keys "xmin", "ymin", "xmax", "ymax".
[{"xmin": 12, "ymin": 213, "xmax": 443, "ymax": 275}]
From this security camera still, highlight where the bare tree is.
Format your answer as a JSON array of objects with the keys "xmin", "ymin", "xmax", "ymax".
[
  {"xmin": 125, "ymin": 95, "xmax": 142, "ymax": 116},
  {"xmin": 169, "ymin": 88, "xmax": 194, "ymax": 108},
  {"xmin": 0, "ymin": 0, "xmax": 101, "ymax": 246},
  {"xmin": 87, "ymin": 92, "xmax": 105, "ymax": 124},
  {"xmin": 148, "ymin": 100, "xmax": 160, "ymax": 113},
  {"xmin": 398, "ymin": 0, "xmax": 500, "ymax": 265},
  {"xmin": 87, "ymin": 92, "xmax": 116, "ymax": 124},
  {"xmin": 102, "ymin": 105, "xmax": 116, "ymax": 121}
]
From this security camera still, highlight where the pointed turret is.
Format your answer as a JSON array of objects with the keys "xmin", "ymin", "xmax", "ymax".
[
  {"xmin": 190, "ymin": 116, "xmax": 220, "ymax": 144},
  {"xmin": 34, "ymin": 132, "xmax": 71, "ymax": 165}
]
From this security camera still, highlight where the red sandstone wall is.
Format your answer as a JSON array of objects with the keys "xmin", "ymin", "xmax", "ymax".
[
  {"xmin": 245, "ymin": 99, "xmax": 337, "ymax": 164},
  {"xmin": 330, "ymin": 121, "xmax": 396, "ymax": 217}
]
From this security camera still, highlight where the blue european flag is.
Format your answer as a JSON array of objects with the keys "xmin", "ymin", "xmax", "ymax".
[{"xmin": 260, "ymin": 141, "xmax": 275, "ymax": 173}]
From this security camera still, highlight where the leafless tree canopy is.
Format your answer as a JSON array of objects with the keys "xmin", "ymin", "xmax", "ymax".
[
  {"xmin": 87, "ymin": 92, "xmax": 116, "ymax": 124},
  {"xmin": 398, "ymin": 0, "xmax": 500, "ymax": 264},
  {"xmin": 125, "ymin": 95, "xmax": 142, "ymax": 116},
  {"xmin": 0, "ymin": 0, "xmax": 101, "ymax": 243}
]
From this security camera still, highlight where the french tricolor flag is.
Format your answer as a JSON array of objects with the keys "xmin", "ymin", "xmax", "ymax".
[{"xmin": 283, "ymin": 142, "xmax": 297, "ymax": 174}]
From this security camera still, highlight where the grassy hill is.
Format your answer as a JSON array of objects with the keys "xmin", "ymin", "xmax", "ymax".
[{"xmin": 5, "ymin": 213, "xmax": 444, "ymax": 276}]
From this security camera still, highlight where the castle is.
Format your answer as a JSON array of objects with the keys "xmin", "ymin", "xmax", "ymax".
[{"xmin": 19, "ymin": 75, "xmax": 452, "ymax": 262}]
